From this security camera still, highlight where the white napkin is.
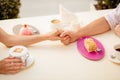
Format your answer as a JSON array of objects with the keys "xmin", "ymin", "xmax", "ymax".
[{"xmin": 59, "ymin": 5, "xmax": 80, "ymax": 31}]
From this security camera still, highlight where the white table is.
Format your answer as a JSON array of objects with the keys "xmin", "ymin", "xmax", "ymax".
[{"xmin": 0, "ymin": 10, "xmax": 120, "ymax": 80}]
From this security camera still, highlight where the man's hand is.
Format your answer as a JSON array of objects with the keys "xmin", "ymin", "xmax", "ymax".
[
  {"xmin": 60, "ymin": 30, "xmax": 80, "ymax": 45},
  {"xmin": 115, "ymin": 24, "xmax": 120, "ymax": 37}
]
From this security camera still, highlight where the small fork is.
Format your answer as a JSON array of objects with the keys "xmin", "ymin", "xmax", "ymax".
[{"xmin": 96, "ymin": 48, "xmax": 101, "ymax": 52}]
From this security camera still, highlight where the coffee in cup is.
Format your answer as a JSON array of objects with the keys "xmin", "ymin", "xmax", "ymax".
[
  {"xmin": 50, "ymin": 19, "xmax": 62, "ymax": 30},
  {"xmin": 9, "ymin": 45, "xmax": 29, "ymax": 65},
  {"xmin": 114, "ymin": 44, "xmax": 120, "ymax": 60}
]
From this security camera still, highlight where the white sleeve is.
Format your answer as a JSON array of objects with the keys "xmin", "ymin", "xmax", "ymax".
[{"xmin": 105, "ymin": 4, "xmax": 120, "ymax": 29}]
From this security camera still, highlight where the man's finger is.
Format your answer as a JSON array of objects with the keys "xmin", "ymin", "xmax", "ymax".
[
  {"xmin": 60, "ymin": 31, "xmax": 69, "ymax": 38},
  {"xmin": 61, "ymin": 38, "xmax": 70, "ymax": 45},
  {"xmin": 62, "ymin": 36, "xmax": 70, "ymax": 41}
]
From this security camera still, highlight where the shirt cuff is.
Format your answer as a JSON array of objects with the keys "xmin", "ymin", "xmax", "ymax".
[{"xmin": 104, "ymin": 11, "xmax": 116, "ymax": 30}]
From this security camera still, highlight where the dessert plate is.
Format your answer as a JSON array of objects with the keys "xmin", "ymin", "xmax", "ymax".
[
  {"xmin": 77, "ymin": 36, "xmax": 105, "ymax": 61},
  {"xmin": 108, "ymin": 52, "xmax": 120, "ymax": 64},
  {"xmin": 13, "ymin": 24, "xmax": 40, "ymax": 35}
]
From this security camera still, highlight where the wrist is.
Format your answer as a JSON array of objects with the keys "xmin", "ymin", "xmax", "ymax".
[
  {"xmin": 42, "ymin": 34, "xmax": 51, "ymax": 40},
  {"xmin": 77, "ymin": 28, "xmax": 86, "ymax": 38}
]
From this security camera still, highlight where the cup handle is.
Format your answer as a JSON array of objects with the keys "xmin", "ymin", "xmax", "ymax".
[{"xmin": 24, "ymin": 53, "xmax": 30, "ymax": 66}]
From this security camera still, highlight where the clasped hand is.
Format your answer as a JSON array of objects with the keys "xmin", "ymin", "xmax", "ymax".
[{"xmin": 47, "ymin": 29, "xmax": 80, "ymax": 45}]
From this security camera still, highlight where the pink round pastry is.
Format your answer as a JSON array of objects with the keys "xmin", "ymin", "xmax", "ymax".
[{"xmin": 19, "ymin": 24, "xmax": 32, "ymax": 35}]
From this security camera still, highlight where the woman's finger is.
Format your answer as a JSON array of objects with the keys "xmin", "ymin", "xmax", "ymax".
[
  {"xmin": 5, "ymin": 58, "xmax": 22, "ymax": 63},
  {"xmin": 7, "ymin": 70, "xmax": 21, "ymax": 74}
]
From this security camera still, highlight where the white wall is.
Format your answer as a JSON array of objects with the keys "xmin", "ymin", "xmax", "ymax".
[{"xmin": 20, "ymin": 0, "xmax": 94, "ymax": 17}]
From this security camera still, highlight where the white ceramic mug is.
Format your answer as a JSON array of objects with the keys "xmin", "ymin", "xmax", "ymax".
[
  {"xmin": 114, "ymin": 44, "xmax": 120, "ymax": 59},
  {"xmin": 50, "ymin": 19, "xmax": 62, "ymax": 30},
  {"xmin": 9, "ymin": 45, "xmax": 29, "ymax": 64}
]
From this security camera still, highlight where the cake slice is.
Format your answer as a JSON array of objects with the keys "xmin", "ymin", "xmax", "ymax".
[{"xmin": 84, "ymin": 38, "xmax": 97, "ymax": 52}]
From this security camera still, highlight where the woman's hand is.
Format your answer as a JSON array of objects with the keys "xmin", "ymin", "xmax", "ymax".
[
  {"xmin": 45, "ymin": 29, "xmax": 63, "ymax": 41},
  {"xmin": 0, "ymin": 56, "xmax": 24, "ymax": 74}
]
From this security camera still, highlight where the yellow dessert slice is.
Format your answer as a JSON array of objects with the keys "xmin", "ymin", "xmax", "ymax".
[{"xmin": 84, "ymin": 38, "xmax": 97, "ymax": 52}]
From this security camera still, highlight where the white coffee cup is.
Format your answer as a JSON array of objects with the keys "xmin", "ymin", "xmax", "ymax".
[
  {"xmin": 50, "ymin": 19, "xmax": 62, "ymax": 30},
  {"xmin": 9, "ymin": 45, "xmax": 29, "ymax": 64},
  {"xmin": 114, "ymin": 44, "xmax": 120, "ymax": 59}
]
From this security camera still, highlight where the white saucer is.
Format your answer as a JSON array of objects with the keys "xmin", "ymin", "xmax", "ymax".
[
  {"xmin": 108, "ymin": 53, "xmax": 120, "ymax": 64},
  {"xmin": 25, "ymin": 55, "xmax": 34, "ymax": 68},
  {"xmin": 13, "ymin": 24, "xmax": 40, "ymax": 35}
]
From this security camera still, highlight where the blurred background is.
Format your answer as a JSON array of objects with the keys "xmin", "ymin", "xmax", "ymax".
[
  {"xmin": 0, "ymin": 0, "xmax": 119, "ymax": 19},
  {"xmin": 20, "ymin": 0, "xmax": 94, "ymax": 17}
]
